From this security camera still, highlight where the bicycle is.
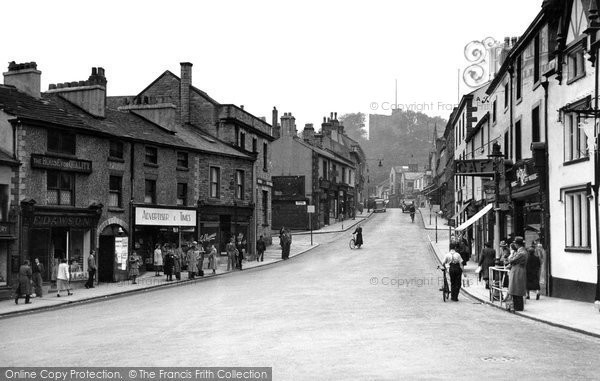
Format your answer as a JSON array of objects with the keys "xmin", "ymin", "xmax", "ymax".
[
  {"xmin": 437, "ymin": 265, "xmax": 450, "ymax": 302},
  {"xmin": 349, "ymin": 234, "xmax": 361, "ymax": 249}
]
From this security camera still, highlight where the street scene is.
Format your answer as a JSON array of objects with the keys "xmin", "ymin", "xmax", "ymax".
[{"xmin": 2, "ymin": 0, "xmax": 600, "ymax": 380}]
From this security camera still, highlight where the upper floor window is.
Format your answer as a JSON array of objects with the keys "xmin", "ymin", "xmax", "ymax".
[
  {"xmin": 239, "ymin": 131, "xmax": 246, "ymax": 151},
  {"xmin": 533, "ymin": 34, "xmax": 541, "ymax": 83},
  {"xmin": 253, "ymin": 138, "xmax": 258, "ymax": 153},
  {"xmin": 210, "ymin": 167, "xmax": 220, "ymax": 198},
  {"xmin": 47, "ymin": 130, "xmax": 75, "ymax": 155},
  {"xmin": 504, "ymin": 83, "xmax": 509, "ymax": 109},
  {"xmin": 263, "ymin": 142, "xmax": 268, "ymax": 171},
  {"xmin": 532, "ymin": 106, "xmax": 541, "ymax": 143},
  {"xmin": 177, "ymin": 152, "xmax": 189, "ymax": 169},
  {"xmin": 145, "ymin": 146, "xmax": 158, "ymax": 165},
  {"xmin": 567, "ymin": 46, "xmax": 585, "ymax": 82},
  {"xmin": 0, "ymin": 184, "xmax": 9, "ymax": 221},
  {"xmin": 515, "ymin": 120, "xmax": 522, "ymax": 161},
  {"xmin": 109, "ymin": 175, "xmax": 122, "ymax": 208},
  {"xmin": 236, "ymin": 170, "xmax": 245, "ymax": 200},
  {"xmin": 564, "ymin": 113, "xmax": 588, "ymax": 162},
  {"xmin": 492, "ymin": 100, "xmax": 497, "ymax": 124},
  {"xmin": 516, "ymin": 55, "xmax": 523, "ymax": 100},
  {"xmin": 109, "ymin": 140, "xmax": 124, "ymax": 159},
  {"xmin": 322, "ymin": 160, "xmax": 328, "ymax": 180},
  {"xmin": 47, "ymin": 171, "xmax": 74, "ymax": 205},
  {"xmin": 342, "ymin": 168, "xmax": 346, "ymax": 183},
  {"xmin": 177, "ymin": 183, "xmax": 188, "ymax": 206},
  {"xmin": 564, "ymin": 189, "xmax": 591, "ymax": 251},
  {"xmin": 144, "ymin": 179, "xmax": 156, "ymax": 204}
]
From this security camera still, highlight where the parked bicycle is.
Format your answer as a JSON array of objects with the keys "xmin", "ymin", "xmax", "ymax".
[{"xmin": 437, "ymin": 265, "xmax": 450, "ymax": 302}]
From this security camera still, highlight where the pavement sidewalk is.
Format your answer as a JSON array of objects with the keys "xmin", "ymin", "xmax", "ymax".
[
  {"xmin": 418, "ymin": 209, "xmax": 600, "ymax": 338},
  {"xmin": 292, "ymin": 210, "xmax": 373, "ymax": 235}
]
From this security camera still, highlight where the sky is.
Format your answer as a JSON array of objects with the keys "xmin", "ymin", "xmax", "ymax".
[{"xmin": 1, "ymin": 0, "xmax": 542, "ymax": 132}]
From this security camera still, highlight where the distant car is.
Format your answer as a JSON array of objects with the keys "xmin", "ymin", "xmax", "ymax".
[
  {"xmin": 402, "ymin": 201, "xmax": 416, "ymax": 213},
  {"xmin": 374, "ymin": 199, "xmax": 386, "ymax": 213}
]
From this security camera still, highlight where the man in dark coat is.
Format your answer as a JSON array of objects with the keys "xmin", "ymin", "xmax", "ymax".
[
  {"xmin": 85, "ymin": 250, "xmax": 97, "ymax": 289},
  {"xmin": 256, "ymin": 236, "xmax": 266, "ymax": 262},
  {"xmin": 15, "ymin": 260, "xmax": 33, "ymax": 304},
  {"xmin": 478, "ymin": 242, "xmax": 496, "ymax": 289},
  {"xmin": 31, "ymin": 257, "xmax": 44, "ymax": 297}
]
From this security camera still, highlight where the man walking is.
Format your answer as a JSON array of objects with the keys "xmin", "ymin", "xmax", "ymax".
[
  {"xmin": 226, "ymin": 237, "xmax": 237, "ymax": 271},
  {"xmin": 256, "ymin": 235, "xmax": 266, "ymax": 262},
  {"xmin": 85, "ymin": 250, "xmax": 97, "ymax": 289},
  {"xmin": 31, "ymin": 257, "xmax": 44, "ymax": 297}
]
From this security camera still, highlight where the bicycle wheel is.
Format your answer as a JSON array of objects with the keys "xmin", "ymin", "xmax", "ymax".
[
  {"xmin": 442, "ymin": 275, "xmax": 449, "ymax": 302},
  {"xmin": 349, "ymin": 239, "xmax": 356, "ymax": 249}
]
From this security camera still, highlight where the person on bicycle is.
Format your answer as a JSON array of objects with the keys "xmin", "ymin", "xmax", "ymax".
[
  {"xmin": 442, "ymin": 242, "xmax": 464, "ymax": 301},
  {"xmin": 409, "ymin": 203, "xmax": 416, "ymax": 222},
  {"xmin": 352, "ymin": 225, "xmax": 363, "ymax": 248}
]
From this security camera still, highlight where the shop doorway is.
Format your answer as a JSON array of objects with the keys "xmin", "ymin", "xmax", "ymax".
[
  {"xmin": 98, "ymin": 235, "xmax": 115, "ymax": 282},
  {"xmin": 219, "ymin": 215, "xmax": 231, "ymax": 253}
]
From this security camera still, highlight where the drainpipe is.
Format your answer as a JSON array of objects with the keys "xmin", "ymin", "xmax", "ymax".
[
  {"xmin": 129, "ymin": 142, "xmax": 135, "ymax": 262},
  {"xmin": 541, "ymin": 78, "xmax": 552, "ymax": 296},
  {"xmin": 594, "ymin": 39, "xmax": 600, "ymax": 303}
]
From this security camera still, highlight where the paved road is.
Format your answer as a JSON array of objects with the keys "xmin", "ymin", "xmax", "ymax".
[{"xmin": 1, "ymin": 210, "xmax": 599, "ymax": 379}]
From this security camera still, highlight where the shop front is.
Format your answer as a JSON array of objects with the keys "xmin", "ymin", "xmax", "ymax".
[
  {"xmin": 20, "ymin": 201, "xmax": 102, "ymax": 288},
  {"xmin": 510, "ymin": 159, "xmax": 543, "ymax": 244},
  {"xmin": 198, "ymin": 203, "xmax": 253, "ymax": 254},
  {"xmin": 132, "ymin": 205, "xmax": 197, "ymax": 275},
  {"xmin": 0, "ymin": 221, "xmax": 16, "ymax": 299}
]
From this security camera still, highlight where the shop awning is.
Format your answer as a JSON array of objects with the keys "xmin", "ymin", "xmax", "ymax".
[
  {"xmin": 455, "ymin": 203, "xmax": 493, "ymax": 232},
  {"xmin": 451, "ymin": 200, "xmax": 471, "ymax": 220}
]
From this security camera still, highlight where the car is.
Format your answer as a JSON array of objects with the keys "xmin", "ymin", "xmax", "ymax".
[
  {"xmin": 374, "ymin": 199, "xmax": 387, "ymax": 213},
  {"xmin": 402, "ymin": 201, "xmax": 416, "ymax": 213}
]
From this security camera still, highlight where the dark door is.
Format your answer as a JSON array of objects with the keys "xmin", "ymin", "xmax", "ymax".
[
  {"xmin": 98, "ymin": 235, "xmax": 115, "ymax": 282},
  {"xmin": 219, "ymin": 215, "xmax": 231, "ymax": 253}
]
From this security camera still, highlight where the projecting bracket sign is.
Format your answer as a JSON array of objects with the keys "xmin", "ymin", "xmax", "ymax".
[{"xmin": 454, "ymin": 159, "xmax": 495, "ymax": 177}]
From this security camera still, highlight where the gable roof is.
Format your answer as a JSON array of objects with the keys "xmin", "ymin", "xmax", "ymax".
[{"xmin": 137, "ymin": 70, "xmax": 220, "ymax": 106}]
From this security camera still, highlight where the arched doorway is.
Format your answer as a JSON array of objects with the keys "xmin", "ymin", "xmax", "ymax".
[{"xmin": 98, "ymin": 224, "xmax": 126, "ymax": 282}]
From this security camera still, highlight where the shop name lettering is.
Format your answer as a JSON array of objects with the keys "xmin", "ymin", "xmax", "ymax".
[
  {"xmin": 33, "ymin": 215, "xmax": 93, "ymax": 226},
  {"xmin": 31, "ymin": 155, "xmax": 91, "ymax": 172},
  {"xmin": 141, "ymin": 211, "xmax": 192, "ymax": 223}
]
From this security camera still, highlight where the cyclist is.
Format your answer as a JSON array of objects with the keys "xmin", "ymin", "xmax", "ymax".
[
  {"xmin": 352, "ymin": 225, "xmax": 363, "ymax": 248},
  {"xmin": 409, "ymin": 203, "xmax": 416, "ymax": 223}
]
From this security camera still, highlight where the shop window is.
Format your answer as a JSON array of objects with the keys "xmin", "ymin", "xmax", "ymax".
[
  {"xmin": 567, "ymin": 47, "xmax": 585, "ymax": 82},
  {"xmin": 145, "ymin": 146, "xmax": 158, "ymax": 165},
  {"xmin": 47, "ymin": 130, "xmax": 76, "ymax": 155},
  {"xmin": 0, "ymin": 184, "xmax": 8, "ymax": 221},
  {"xmin": 177, "ymin": 183, "xmax": 188, "ymax": 206},
  {"xmin": 47, "ymin": 171, "xmax": 74, "ymax": 205},
  {"xmin": 262, "ymin": 190, "xmax": 269, "ymax": 226},
  {"xmin": 564, "ymin": 113, "xmax": 588, "ymax": 162},
  {"xmin": 210, "ymin": 167, "xmax": 220, "ymax": 198},
  {"xmin": 564, "ymin": 190, "xmax": 590, "ymax": 250},
  {"xmin": 177, "ymin": 152, "xmax": 189, "ymax": 169},
  {"xmin": 109, "ymin": 175, "xmax": 122, "ymax": 208},
  {"xmin": 236, "ymin": 170, "xmax": 244, "ymax": 200},
  {"xmin": 263, "ymin": 142, "xmax": 268, "ymax": 171},
  {"xmin": 144, "ymin": 179, "xmax": 156, "ymax": 204},
  {"xmin": 109, "ymin": 140, "xmax": 124, "ymax": 159}
]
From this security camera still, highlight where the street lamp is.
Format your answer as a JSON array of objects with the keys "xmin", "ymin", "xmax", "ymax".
[{"xmin": 488, "ymin": 141, "xmax": 504, "ymax": 261}]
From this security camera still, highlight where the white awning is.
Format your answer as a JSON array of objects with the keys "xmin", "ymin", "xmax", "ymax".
[{"xmin": 455, "ymin": 203, "xmax": 494, "ymax": 232}]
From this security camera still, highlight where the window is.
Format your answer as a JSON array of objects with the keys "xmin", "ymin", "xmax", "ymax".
[
  {"xmin": 342, "ymin": 168, "xmax": 346, "ymax": 184},
  {"xmin": 492, "ymin": 100, "xmax": 497, "ymax": 123},
  {"xmin": 564, "ymin": 113, "xmax": 588, "ymax": 162},
  {"xmin": 504, "ymin": 83, "xmax": 509, "ymax": 109},
  {"xmin": 47, "ymin": 130, "xmax": 76, "ymax": 155},
  {"xmin": 516, "ymin": 55, "xmax": 522, "ymax": 100},
  {"xmin": 109, "ymin": 175, "xmax": 122, "ymax": 208},
  {"xmin": 532, "ymin": 106, "xmax": 540, "ymax": 143},
  {"xmin": 568, "ymin": 47, "xmax": 585, "ymax": 81},
  {"xmin": 210, "ymin": 167, "xmax": 220, "ymax": 198},
  {"xmin": 263, "ymin": 142, "xmax": 268, "ymax": 171},
  {"xmin": 47, "ymin": 171, "xmax": 74, "ymax": 205},
  {"xmin": 262, "ymin": 190, "xmax": 269, "ymax": 225},
  {"xmin": 0, "ymin": 184, "xmax": 9, "ymax": 221},
  {"xmin": 109, "ymin": 140, "xmax": 124, "ymax": 159},
  {"xmin": 145, "ymin": 146, "xmax": 158, "ymax": 165},
  {"xmin": 515, "ymin": 120, "xmax": 522, "ymax": 161},
  {"xmin": 177, "ymin": 152, "xmax": 188, "ymax": 169},
  {"xmin": 239, "ymin": 131, "xmax": 246, "ymax": 150},
  {"xmin": 322, "ymin": 160, "xmax": 328, "ymax": 180},
  {"xmin": 504, "ymin": 131, "xmax": 509, "ymax": 160},
  {"xmin": 534, "ymin": 34, "xmax": 540, "ymax": 83},
  {"xmin": 177, "ymin": 183, "xmax": 187, "ymax": 206},
  {"xmin": 332, "ymin": 164, "xmax": 337, "ymax": 182},
  {"xmin": 564, "ymin": 189, "xmax": 590, "ymax": 250},
  {"xmin": 253, "ymin": 138, "xmax": 257, "ymax": 153},
  {"xmin": 236, "ymin": 170, "xmax": 244, "ymax": 200},
  {"xmin": 144, "ymin": 179, "xmax": 156, "ymax": 204}
]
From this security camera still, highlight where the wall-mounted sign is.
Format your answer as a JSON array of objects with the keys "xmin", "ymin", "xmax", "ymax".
[
  {"xmin": 31, "ymin": 154, "xmax": 92, "ymax": 173},
  {"xmin": 307, "ymin": 205, "xmax": 315, "ymax": 213},
  {"xmin": 32, "ymin": 214, "xmax": 96, "ymax": 227},
  {"xmin": 115, "ymin": 237, "xmax": 129, "ymax": 270},
  {"xmin": 455, "ymin": 159, "xmax": 495, "ymax": 177},
  {"xmin": 295, "ymin": 201, "xmax": 306, "ymax": 206},
  {"xmin": 135, "ymin": 207, "xmax": 196, "ymax": 227}
]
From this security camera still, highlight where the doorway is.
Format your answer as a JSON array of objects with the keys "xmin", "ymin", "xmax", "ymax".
[{"xmin": 99, "ymin": 235, "xmax": 115, "ymax": 282}]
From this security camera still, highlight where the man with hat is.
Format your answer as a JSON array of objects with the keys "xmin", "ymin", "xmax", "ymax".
[
  {"xmin": 187, "ymin": 242, "xmax": 200, "ymax": 280},
  {"xmin": 506, "ymin": 236, "xmax": 528, "ymax": 311}
]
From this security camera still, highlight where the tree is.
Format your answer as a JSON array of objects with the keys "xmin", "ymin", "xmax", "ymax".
[{"xmin": 339, "ymin": 113, "xmax": 368, "ymax": 143}]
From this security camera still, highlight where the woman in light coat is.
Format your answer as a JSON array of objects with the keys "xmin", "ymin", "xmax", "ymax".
[
  {"xmin": 506, "ymin": 237, "xmax": 528, "ymax": 311},
  {"xmin": 207, "ymin": 244, "xmax": 218, "ymax": 275},
  {"xmin": 56, "ymin": 258, "xmax": 72, "ymax": 297},
  {"xmin": 187, "ymin": 244, "xmax": 199, "ymax": 279}
]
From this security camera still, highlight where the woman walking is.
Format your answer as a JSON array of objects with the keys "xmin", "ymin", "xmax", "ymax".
[
  {"xmin": 353, "ymin": 225, "xmax": 363, "ymax": 248},
  {"xmin": 526, "ymin": 246, "xmax": 541, "ymax": 300},
  {"xmin": 442, "ymin": 243, "xmax": 464, "ymax": 302},
  {"xmin": 478, "ymin": 242, "xmax": 496, "ymax": 289},
  {"xmin": 31, "ymin": 257, "xmax": 44, "ymax": 297},
  {"xmin": 153, "ymin": 244, "xmax": 163, "ymax": 276},
  {"xmin": 56, "ymin": 258, "xmax": 72, "ymax": 297},
  {"xmin": 506, "ymin": 236, "xmax": 528, "ymax": 311},
  {"xmin": 128, "ymin": 251, "xmax": 141, "ymax": 284},
  {"xmin": 15, "ymin": 260, "xmax": 33, "ymax": 304}
]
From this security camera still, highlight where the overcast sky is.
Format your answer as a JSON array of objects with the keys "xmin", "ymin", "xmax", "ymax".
[{"xmin": 1, "ymin": 0, "xmax": 541, "ymax": 132}]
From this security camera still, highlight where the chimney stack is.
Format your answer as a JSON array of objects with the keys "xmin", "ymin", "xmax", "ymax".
[
  {"xmin": 46, "ymin": 66, "xmax": 107, "ymax": 117},
  {"xmin": 180, "ymin": 62, "xmax": 193, "ymax": 125},
  {"xmin": 280, "ymin": 112, "xmax": 297, "ymax": 137},
  {"xmin": 302, "ymin": 123, "xmax": 315, "ymax": 143},
  {"xmin": 3, "ymin": 61, "xmax": 42, "ymax": 98}
]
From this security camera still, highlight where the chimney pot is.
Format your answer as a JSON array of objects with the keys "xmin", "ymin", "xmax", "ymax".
[
  {"xmin": 240, "ymin": 105, "xmax": 244, "ymax": 110},
  {"xmin": 91, "ymin": 67, "xmax": 97, "ymax": 76},
  {"xmin": 334, "ymin": 112, "xmax": 337, "ymax": 120},
  {"xmin": 97, "ymin": 67, "xmax": 105, "ymax": 77},
  {"xmin": 49, "ymin": 84, "xmax": 56, "ymax": 90}
]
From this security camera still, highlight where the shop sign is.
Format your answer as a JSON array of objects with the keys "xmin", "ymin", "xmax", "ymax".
[
  {"xmin": 115, "ymin": 237, "xmax": 128, "ymax": 270},
  {"xmin": 510, "ymin": 159, "xmax": 538, "ymax": 188},
  {"xmin": 135, "ymin": 207, "xmax": 196, "ymax": 227},
  {"xmin": 31, "ymin": 154, "xmax": 92, "ymax": 173},
  {"xmin": 32, "ymin": 215, "xmax": 95, "ymax": 227},
  {"xmin": 455, "ymin": 159, "xmax": 495, "ymax": 177}
]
